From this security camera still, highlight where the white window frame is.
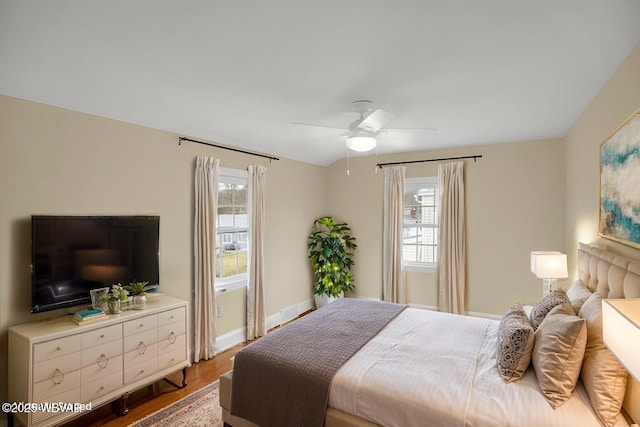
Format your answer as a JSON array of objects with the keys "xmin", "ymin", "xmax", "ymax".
[
  {"xmin": 403, "ymin": 176, "xmax": 438, "ymax": 273},
  {"xmin": 215, "ymin": 167, "xmax": 248, "ymax": 293}
]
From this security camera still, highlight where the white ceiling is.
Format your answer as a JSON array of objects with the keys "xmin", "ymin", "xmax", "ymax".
[{"xmin": 1, "ymin": 1, "xmax": 640, "ymax": 166}]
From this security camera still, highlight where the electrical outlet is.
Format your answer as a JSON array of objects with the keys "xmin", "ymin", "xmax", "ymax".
[{"xmin": 217, "ymin": 305, "xmax": 224, "ymax": 317}]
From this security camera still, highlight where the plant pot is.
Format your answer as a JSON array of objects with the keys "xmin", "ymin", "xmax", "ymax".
[
  {"xmin": 314, "ymin": 291, "xmax": 344, "ymax": 309},
  {"xmin": 108, "ymin": 300, "xmax": 122, "ymax": 314},
  {"xmin": 132, "ymin": 295, "xmax": 147, "ymax": 310}
]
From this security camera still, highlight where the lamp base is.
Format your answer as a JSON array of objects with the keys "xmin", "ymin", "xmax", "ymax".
[{"xmin": 542, "ymin": 279, "xmax": 558, "ymax": 297}]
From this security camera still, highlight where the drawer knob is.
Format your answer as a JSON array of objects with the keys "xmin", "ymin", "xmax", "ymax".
[
  {"xmin": 97, "ymin": 354, "xmax": 109, "ymax": 369},
  {"xmin": 51, "ymin": 369, "xmax": 64, "ymax": 385},
  {"xmin": 168, "ymin": 331, "xmax": 177, "ymax": 344},
  {"xmin": 56, "ymin": 346, "xmax": 61, "ymax": 351},
  {"xmin": 100, "ymin": 334, "xmax": 105, "ymax": 339},
  {"xmin": 137, "ymin": 341, "xmax": 147, "ymax": 355},
  {"xmin": 139, "ymin": 323, "xmax": 144, "ymax": 327}
]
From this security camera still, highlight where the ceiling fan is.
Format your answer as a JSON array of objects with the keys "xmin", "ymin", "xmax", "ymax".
[{"xmin": 296, "ymin": 100, "xmax": 435, "ymax": 152}]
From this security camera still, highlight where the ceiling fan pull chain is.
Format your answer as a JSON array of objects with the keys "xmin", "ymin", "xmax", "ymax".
[{"xmin": 346, "ymin": 147, "xmax": 350, "ymax": 176}]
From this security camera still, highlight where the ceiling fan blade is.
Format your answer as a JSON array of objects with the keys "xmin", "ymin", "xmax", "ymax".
[
  {"xmin": 357, "ymin": 109, "xmax": 395, "ymax": 132},
  {"xmin": 386, "ymin": 127, "xmax": 438, "ymax": 132},
  {"xmin": 292, "ymin": 122, "xmax": 347, "ymax": 131}
]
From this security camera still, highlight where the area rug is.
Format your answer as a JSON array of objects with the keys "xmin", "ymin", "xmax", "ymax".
[{"xmin": 128, "ymin": 380, "xmax": 222, "ymax": 427}]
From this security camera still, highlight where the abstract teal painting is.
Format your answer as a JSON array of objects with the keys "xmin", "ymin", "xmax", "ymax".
[{"xmin": 600, "ymin": 110, "xmax": 640, "ymax": 248}]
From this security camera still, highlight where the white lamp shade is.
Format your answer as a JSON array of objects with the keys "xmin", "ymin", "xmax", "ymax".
[
  {"xmin": 530, "ymin": 251, "xmax": 568, "ymax": 279},
  {"xmin": 603, "ymin": 299, "xmax": 640, "ymax": 381},
  {"xmin": 346, "ymin": 135, "xmax": 376, "ymax": 152}
]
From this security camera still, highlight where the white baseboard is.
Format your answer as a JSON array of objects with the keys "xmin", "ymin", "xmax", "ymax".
[
  {"xmin": 214, "ymin": 298, "xmax": 315, "ymax": 354},
  {"xmin": 267, "ymin": 298, "xmax": 314, "ymax": 329},
  {"xmin": 214, "ymin": 327, "xmax": 246, "ymax": 354}
]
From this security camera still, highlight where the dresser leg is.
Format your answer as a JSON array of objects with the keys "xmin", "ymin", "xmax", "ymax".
[
  {"xmin": 163, "ymin": 366, "xmax": 188, "ymax": 389},
  {"xmin": 120, "ymin": 392, "xmax": 130, "ymax": 415}
]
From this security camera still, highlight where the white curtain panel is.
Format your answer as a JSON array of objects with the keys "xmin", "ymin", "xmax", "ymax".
[
  {"xmin": 438, "ymin": 161, "xmax": 466, "ymax": 314},
  {"xmin": 247, "ymin": 164, "xmax": 267, "ymax": 340},
  {"xmin": 193, "ymin": 156, "xmax": 219, "ymax": 361},
  {"xmin": 383, "ymin": 166, "xmax": 406, "ymax": 303}
]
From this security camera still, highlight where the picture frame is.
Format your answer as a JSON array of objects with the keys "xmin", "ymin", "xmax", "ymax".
[
  {"xmin": 90, "ymin": 287, "xmax": 110, "ymax": 311},
  {"xmin": 599, "ymin": 108, "xmax": 640, "ymax": 248}
]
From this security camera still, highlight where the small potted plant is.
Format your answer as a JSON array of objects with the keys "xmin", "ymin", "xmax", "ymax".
[
  {"xmin": 102, "ymin": 284, "xmax": 129, "ymax": 314},
  {"xmin": 124, "ymin": 280, "xmax": 152, "ymax": 309},
  {"xmin": 307, "ymin": 216, "xmax": 357, "ymax": 308}
]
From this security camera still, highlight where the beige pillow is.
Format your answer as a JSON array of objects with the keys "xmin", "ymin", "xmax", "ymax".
[
  {"xmin": 496, "ymin": 303, "xmax": 535, "ymax": 383},
  {"xmin": 529, "ymin": 290, "xmax": 571, "ymax": 330},
  {"xmin": 566, "ymin": 280, "xmax": 592, "ymax": 314},
  {"xmin": 531, "ymin": 302, "xmax": 587, "ymax": 409},
  {"xmin": 578, "ymin": 293, "xmax": 628, "ymax": 427}
]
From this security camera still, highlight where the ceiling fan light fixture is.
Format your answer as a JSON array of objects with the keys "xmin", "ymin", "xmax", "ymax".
[{"xmin": 346, "ymin": 135, "xmax": 376, "ymax": 152}]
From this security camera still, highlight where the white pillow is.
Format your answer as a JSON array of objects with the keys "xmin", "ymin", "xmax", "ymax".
[
  {"xmin": 578, "ymin": 293, "xmax": 628, "ymax": 427},
  {"xmin": 566, "ymin": 280, "xmax": 592, "ymax": 314},
  {"xmin": 531, "ymin": 302, "xmax": 587, "ymax": 409}
]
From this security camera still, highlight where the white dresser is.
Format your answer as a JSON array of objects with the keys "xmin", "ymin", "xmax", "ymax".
[{"xmin": 8, "ymin": 294, "xmax": 189, "ymax": 427}]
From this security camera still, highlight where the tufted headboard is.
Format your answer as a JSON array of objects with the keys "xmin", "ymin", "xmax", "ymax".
[
  {"xmin": 577, "ymin": 242, "xmax": 640, "ymax": 424},
  {"xmin": 577, "ymin": 242, "xmax": 640, "ymax": 299}
]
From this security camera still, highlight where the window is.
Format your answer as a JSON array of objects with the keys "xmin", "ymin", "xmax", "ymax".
[
  {"xmin": 216, "ymin": 168, "xmax": 248, "ymax": 290},
  {"xmin": 403, "ymin": 177, "xmax": 438, "ymax": 271}
]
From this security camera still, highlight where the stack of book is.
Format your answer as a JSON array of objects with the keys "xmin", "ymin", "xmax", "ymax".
[{"xmin": 71, "ymin": 308, "xmax": 107, "ymax": 325}]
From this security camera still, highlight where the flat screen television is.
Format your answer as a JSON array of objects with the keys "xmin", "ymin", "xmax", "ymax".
[{"xmin": 31, "ymin": 215, "xmax": 160, "ymax": 313}]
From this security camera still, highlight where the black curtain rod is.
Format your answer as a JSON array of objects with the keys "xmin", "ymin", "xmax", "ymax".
[
  {"xmin": 178, "ymin": 137, "xmax": 280, "ymax": 161},
  {"xmin": 377, "ymin": 154, "xmax": 482, "ymax": 168}
]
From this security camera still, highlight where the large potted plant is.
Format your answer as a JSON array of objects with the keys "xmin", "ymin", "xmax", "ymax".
[{"xmin": 307, "ymin": 216, "xmax": 357, "ymax": 308}]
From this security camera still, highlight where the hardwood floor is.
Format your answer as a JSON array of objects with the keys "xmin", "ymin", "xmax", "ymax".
[{"xmin": 63, "ymin": 343, "xmax": 246, "ymax": 427}]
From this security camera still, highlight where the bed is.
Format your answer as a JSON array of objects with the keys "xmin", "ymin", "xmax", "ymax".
[{"xmin": 219, "ymin": 243, "xmax": 640, "ymax": 427}]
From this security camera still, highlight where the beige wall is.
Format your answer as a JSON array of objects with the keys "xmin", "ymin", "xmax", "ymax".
[
  {"xmin": 326, "ymin": 139, "xmax": 566, "ymax": 314},
  {"xmin": 565, "ymin": 42, "xmax": 640, "ymax": 268},
  {"xmin": 0, "ymin": 95, "xmax": 325, "ymax": 410}
]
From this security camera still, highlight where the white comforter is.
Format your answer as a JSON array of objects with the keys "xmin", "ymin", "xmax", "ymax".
[{"xmin": 329, "ymin": 308, "xmax": 628, "ymax": 427}]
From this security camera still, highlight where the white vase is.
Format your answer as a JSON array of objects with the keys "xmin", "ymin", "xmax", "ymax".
[
  {"xmin": 314, "ymin": 291, "xmax": 344, "ymax": 309},
  {"xmin": 132, "ymin": 295, "xmax": 147, "ymax": 310}
]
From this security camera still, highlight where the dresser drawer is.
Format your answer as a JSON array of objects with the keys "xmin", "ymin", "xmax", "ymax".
[
  {"xmin": 33, "ymin": 368, "xmax": 81, "ymax": 403},
  {"xmin": 123, "ymin": 314, "xmax": 157, "ymax": 336},
  {"xmin": 81, "ymin": 353, "xmax": 123, "ymax": 382},
  {"xmin": 158, "ymin": 320, "xmax": 185, "ymax": 344},
  {"xmin": 33, "ymin": 335, "xmax": 81, "ymax": 362},
  {"xmin": 158, "ymin": 346, "xmax": 186, "ymax": 370},
  {"xmin": 81, "ymin": 339, "xmax": 122, "ymax": 368},
  {"xmin": 81, "ymin": 324, "xmax": 122, "ymax": 349},
  {"xmin": 124, "ymin": 358, "xmax": 158, "ymax": 384},
  {"xmin": 124, "ymin": 341, "xmax": 158, "ymax": 366},
  {"xmin": 158, "ymin": 307, "xmax": 185, "ymax": 326},
  {"xmin": 33, "ymin": 351, "xmax": 81, "ymax": 384},
  {"xmin": 31, "ymin": 387, "xmax": 81, "ymax": 423},
  {"xmin": 157, "ymin": 332, "xmax": 186, "ymax": 355},
  {"xmin": 124, "ymin": 328, "xmax": 157, "ymax": 353},
  {"xmin": 81, "ymin": 370, "xmax": 123, "ymax": 402}
]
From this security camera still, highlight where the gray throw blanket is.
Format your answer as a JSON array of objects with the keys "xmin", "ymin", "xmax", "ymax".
[{"xmin": 230, "ymin": 298, "xmax": 407, "ymax": 427}]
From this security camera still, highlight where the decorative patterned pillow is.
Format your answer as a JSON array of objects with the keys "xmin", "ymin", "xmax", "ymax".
[
  {"xmin": 566, "ymin": 280, "xmax": 592, "ymax": 314},
  {"xmin": 529, "ymin": 289, "xmax": 571, "ymax": 330},
  {"xmin": 496, "ymin": 303, "xmax": 536, "ymax": 382},
  {"xmin": 531, "ymin": 302, "xmax": 587, "ymax": 409},
  {"xmin": 578, "ymin": 293, "xmax": 628, "ymax": 427}
]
